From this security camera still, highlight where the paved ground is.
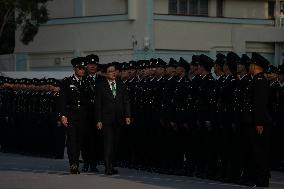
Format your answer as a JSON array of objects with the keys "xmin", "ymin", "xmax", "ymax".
[{"xmin": 0, "ymin": 153, "xmax": 284, "ymax": 189}]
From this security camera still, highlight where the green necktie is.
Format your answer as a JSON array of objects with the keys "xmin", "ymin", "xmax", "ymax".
[{"xmin": 111, "ymin": 82, "xmax": 116, "ymax": 97}]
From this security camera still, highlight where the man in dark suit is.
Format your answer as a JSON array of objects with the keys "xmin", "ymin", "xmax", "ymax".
[{"xmin": 95, "ymin": 63, "xmax": 131, "ymax": 175}]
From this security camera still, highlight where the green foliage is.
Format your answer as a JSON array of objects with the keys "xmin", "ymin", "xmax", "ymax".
[{"xmin": 0, "ymin": 0, "xmax": 51, "ymax": 48}]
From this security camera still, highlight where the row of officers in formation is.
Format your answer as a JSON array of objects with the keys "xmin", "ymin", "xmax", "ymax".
[
  {"xmin": 1, "ymin": 52, "xmax": 284, "ymax": 187},
  {"xmin": 0, "ymin": 77, "xmax": 65, "ymax": 158}
]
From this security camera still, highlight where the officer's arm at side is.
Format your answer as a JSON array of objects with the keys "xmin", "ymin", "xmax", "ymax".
[
  {"xmin": 94, "ymin": 82, "xmax": 102, "ymax": 124},
  {"xmin": 58, "ymin": 78, "xmax": 68, "ymax": 126}
]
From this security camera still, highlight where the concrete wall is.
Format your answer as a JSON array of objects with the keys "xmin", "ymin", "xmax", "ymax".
[
  {"xmin": 14, "ymin": 0, "xmax": 149, "ymax": 70},
  {"xmin": 154, "ymin": 20, "xmax": 233, "ymax": 52},
  {"xmin": 47, "ymin": 0, "xmax": 128, "ymax": 18},
  {"xmin": 12, "ymin": 0, "xmax": 284, "ymax": 71},
  {"xmin": 154, "ymin": 18, "xmax": 284, "ymax": 53},
  {"xmin": 85, "ymin": 0, "xmax": 128, "ymax": 16},
  {"xmin": 47, "ymin": 0, "xmax": 74, "ymax": 18},
  {"xmin": 28, "ymin": 52, "xmax": 74, "ymax": 71},
  {"xmin": 0, "ymin": 54, "xmax": 14, "ymax": 71},
  {"xmin": 154, "ymin": 18, "xmax": 284, "ymax": 65},
  {"xmin": 154, "ymin": 0, "xmax": 168, "ymax": 14},
  {"xmin": 16, "ymin": 22, "xmax": 136, "ymax": 53},
  {"xmin": 14, "ymin": 20, "xmax": 141, "ymax": 69}
]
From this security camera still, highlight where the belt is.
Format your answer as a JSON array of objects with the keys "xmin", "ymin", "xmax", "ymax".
[{"xmin": 66, "ymin": 104, "xmax": 85, "ymax": 110}]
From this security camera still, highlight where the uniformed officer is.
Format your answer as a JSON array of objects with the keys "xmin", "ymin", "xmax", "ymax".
[
  {"xmin": 219, "ymin": 52, "xmax": 240, "ymax": 182},
  {"xmin": 243, "ymin": 52, "xmax": 271, "ymax": 187},
  {"xmin": 188, "ymin": 55, "xmax": 200, "ymax": 81},
  {"xmin": 47, "ymin": 78, "xmax": 65, "ymax": 159},
  {"xmin": 212, "ymin": 53, "xmax": 226, "ymax": 180},
  {"xmin": 150, "ymin": 58, "xmax": 167, "ymax": 172},
  {"xmin": 195, "ymin": 54, "xmax": 215, "ymax": 178},
  {"xmin": 277, "ymin": 64, "xmax": 284, "ymax": 170},
  {"xmin": 186, "ymin": 55, "xmax": 202, "ymax": 176},
  {"xmin": 159, "ymin": 58, "xmax": 179, "ymax": 174},
  {"xmin": 81, "ymin": 54, "xmax": 103, "ymax": 172},
  {"xmin": 234, "ymin": 54, "xmax": 253, "ymax": 183},
  {"xmin": 0, "ymin": 76, "xmax": 6, "ymax": 151},
  {"xmin": 171, "ymin": 57, "xmax": 190, "ymax": 175},
  {"xmin": 58, "ymin": 57, "xmax": 88, "ymax": 174},
  {"xmin": 264, "ymin": 65, "xmax": 281, "ymax": 170}
]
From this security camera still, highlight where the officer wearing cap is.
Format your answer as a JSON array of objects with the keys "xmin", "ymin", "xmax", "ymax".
[
  {"xmin": 277, "ymin": 64, "xmax": 284, "ymax": 170},
  {"xmin": 119, "ymin": 61, "xmax": 135, "ymax": 168},
  {"xmin": 195, "ymin": 54, "xmax": 216, "ymax": 178},
  {"xmin": 242, "ymin": 52, "xmax": 271, "ymax": 187},
  {"xmin": 129, "ymin": 60, "xmax": 145, "ymax": 169},
  {"xmin": 120, "ymin": 63, "xmax": 130, "ymax": 82},
  {"xmin": 47, "ymin": 78, "xmax": 65, "ymax": 159},
  {"xmin": 189, "ymin": 55, "xmax": 200, "ymax": 81},
  {"xmin": 0, "ymin": 77, "xmax": 12, "ymax": 147},
  {"xmin": 212, "ymin": 53, "xmax": 226, "ymax": 179},
  {"xmin": 264, "ymin": 64, "xmax": 281, "ymax": 170},
  {"xmin": 126, "ymin": 60, "xmax": 144, "ymax": 169},
  {"xmin": 137, "ymin": 59, "xmax": 158, "ymax": 171},
  {"xmin": 186, "ymin": 56, "xmax": 202, "ymax": 176},
  {"xmin": 150, "ymin": 58, "xmax": 168, "ymax": 172},
  {"xmin": 81, "ymin": 54, "xmax": 103, "ymax": 172},
  {"xmin": 171, "ymin": 57, "xmax": 191, "ymax": 175},
  {"xmin": 265, "ymin": 65, "xmax": 280, "ymax": 123},
  {"xmin": 219, "ymin": 52, "xmax": 240, "ymax": 182},
  {"xmin": 158, "ymin": 58, "xmax": 179, "ymax": 173},
  {"xmin": 139, "ymin": 58, "xmax": 159, "ymax": 171},
  {"xmin": 233, "ymin": 54, "xmax": 253, "ymax": 182},
  {"xmin": 0, "ymin": 76, "xmax": 4, "ymax": 149},
  {"xmin": 58, "ymin": 57, "xmax": 89, "ymax": 174},
  {"xmin": 189, "ymin": 55, "xmax": 202, "ymax": 127}
]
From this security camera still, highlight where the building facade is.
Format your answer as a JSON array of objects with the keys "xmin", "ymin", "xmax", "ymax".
[{"xmin": 11, "ymin": 0, "xmax": 284, "ymax": 71}]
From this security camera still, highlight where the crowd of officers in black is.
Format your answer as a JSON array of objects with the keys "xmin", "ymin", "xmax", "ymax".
[
  {"xmin": 1, "ymin": 52, "xmax": 284, "ymax": 187},
  {"xmin": 0, "ymin": 77, "xmax": 65, "ymax": 158}
]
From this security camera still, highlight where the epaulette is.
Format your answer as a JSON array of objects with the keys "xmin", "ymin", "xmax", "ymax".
[
  {"xmin": 62, "ymin": 77, "xmax": 70, "ymax": 82},
  {"xmin": 256, "ymin": 76, "xmax": 264, "ymax": 80}
]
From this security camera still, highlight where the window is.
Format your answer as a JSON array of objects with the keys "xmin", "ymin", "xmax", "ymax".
[
  {"xmin": 217, "ymin": 0, "xmax": 223, "ymax": 17},
  {"xmin": 179, "ymin": 0, "xmax": 188, "ymax": 15},
  {"xmin": 189, "ymin": 0, "xmax": 198, "ymax": 15},
  {"xmin": 281, "ymin": 1, "xmax": 284, "ymax": 15},
  {"xmin": 168, "ymin": 0, "xmax": 208, "ymax": 16},
  {"xmin": 169, "ymin": 0, "xmax": 178, "ymax": 14},
  {"xmin": 268, "ymin": 1, "xmax": 275, "ymax": 19}
]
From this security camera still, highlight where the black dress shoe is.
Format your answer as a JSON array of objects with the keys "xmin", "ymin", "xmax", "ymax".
[
  {"xmin": 90, "ymin": 167, "xmax": 99, "ymax": 173},
  {"xmin": 256, "ymin": 182, "xmax": 269, "ymax": 188},
  {"xmin": 111, "ymin": 168, "xmax": 118, "ymax": 174},
  {"xmin": 70, "ymin": 164, "xmax": 80, "ymax": 174},
  {"xmin": 90, "ymin": 163, "xmax": 99, "ymax": 172},
  {"xmin": 105, "ymin": 169, "xmax": 114, "ymax": 175},
  {"xmin": 82, "ymin": 163, "xmax": 89, "ymax": 172},
  {"xmin": 239, "ymin": 180, "xmax": 256, "ymax": 187},
  {"xmin": 105, "ymin": 168, "xmax": 118, "ymax": 175}
]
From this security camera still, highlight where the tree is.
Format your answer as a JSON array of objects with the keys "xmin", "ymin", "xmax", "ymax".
[{"xmin": 0, "ymin": 0, "xmax": 51, "ymax": 47}]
